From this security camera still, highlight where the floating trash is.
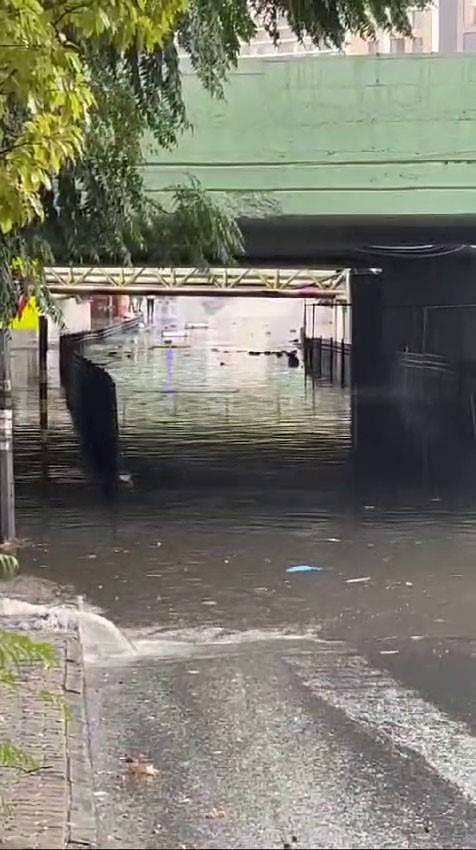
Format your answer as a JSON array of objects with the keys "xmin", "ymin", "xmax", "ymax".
[
  {"xmin": 287, "ymin": 565, "xmax": 324, "ymax": 574},
  {"xmin": 346, "ymin": 576, "xmax": 371, "ymax": 584}
]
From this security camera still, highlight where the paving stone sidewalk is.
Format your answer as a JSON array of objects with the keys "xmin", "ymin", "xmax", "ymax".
[{"xmin": 0, "ymin": 631, "xmax": 97, "ymax": 849}]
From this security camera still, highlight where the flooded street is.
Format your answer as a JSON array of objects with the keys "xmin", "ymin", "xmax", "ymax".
[{"xmin": 8, "ymin": 298, "xmax": 476, "ymax": 848}]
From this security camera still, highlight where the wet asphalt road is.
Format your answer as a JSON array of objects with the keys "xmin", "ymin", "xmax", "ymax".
[{"xmin": 87, "ymin": 634, "xmax": 476, "ymax": 849}]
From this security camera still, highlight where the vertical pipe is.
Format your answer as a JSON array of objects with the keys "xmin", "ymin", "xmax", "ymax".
[
  {"xmin": 318, "ymin": 336, "xmax": 322, "ymax": 377},
  {"xmin": 470, "ymin": 392, "xmax": 476, "ymax": 440},
  {"xmin": 329, "ymin": 338, "xmax": 334, "ymax": 382},
  {"xmin": 0, "ymin": 330, "xmax": 15, "ymax": 543},
  {"xmin": 39, "ymin": 315, "xmax": 48, "ymax": 440},
  {"xmin": 341, "ymin": 338, "xmax": 346, "ymax": 387},
  {"xmin": 350, "ymin": 269, "xmax": 385, "ymax": 455},
  {"xmin": 311, "ymin": 339, "xmax": 317, "ymax": 372},
  {"xmin": 422, "ymin": 307, "xmax": 428, "ymax": 354}
]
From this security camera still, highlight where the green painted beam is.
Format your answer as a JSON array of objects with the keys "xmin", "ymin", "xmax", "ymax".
[{"xmin": 144, "ymin": 54, "xmax": 476, "ymax": 220}]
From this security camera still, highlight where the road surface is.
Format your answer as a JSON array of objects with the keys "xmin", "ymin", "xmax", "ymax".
[{"xmin": 87, "ymin": 629, "xmax": 476, "ymax": 849}]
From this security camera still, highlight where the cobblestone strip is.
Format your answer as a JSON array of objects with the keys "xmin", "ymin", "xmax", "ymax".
[{"xmin": 0, "ymin": 630, "xmax": 98, "ymax": 849}]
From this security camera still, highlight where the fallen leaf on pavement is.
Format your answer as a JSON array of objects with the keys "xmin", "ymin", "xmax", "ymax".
[
  {"xmin": 126, "ymin": 755, "xmax": 159, "ymax": 777},
  {"xmin": 205, "ymin": 807, "xmax": 226, "ymax": 820}
]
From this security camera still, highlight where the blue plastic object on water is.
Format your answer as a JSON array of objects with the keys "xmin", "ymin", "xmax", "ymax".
[{"xmin": 287, "ymin": 565, "xmax": 324, "ymax": 574}]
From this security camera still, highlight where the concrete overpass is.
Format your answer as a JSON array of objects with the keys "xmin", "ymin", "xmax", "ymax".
[{"xmin": 146, "ymin": 53, "xmax": 476, "ymax": 264}]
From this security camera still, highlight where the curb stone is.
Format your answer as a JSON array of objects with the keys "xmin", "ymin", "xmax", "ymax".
[{"xmin": 64, "ymin": 636, "xmax": 98, "ymax": 850}]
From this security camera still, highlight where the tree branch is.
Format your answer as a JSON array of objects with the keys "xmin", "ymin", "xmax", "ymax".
[{"xmin": 51, "ymin": 1, "xmax": 96, "ymax": 29}]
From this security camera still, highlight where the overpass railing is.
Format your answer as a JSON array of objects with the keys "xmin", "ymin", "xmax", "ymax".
[{"xmin": 45, "ymin": 266, "xmax": 347, "ymax": 299}]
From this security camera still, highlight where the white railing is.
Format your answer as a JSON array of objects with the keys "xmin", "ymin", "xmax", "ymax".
[{"xmin": 45, "ymin": 266, "xmax": 347, "ymax": 298}]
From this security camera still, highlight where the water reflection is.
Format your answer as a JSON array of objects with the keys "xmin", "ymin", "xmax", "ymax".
[{"xmin": 8, "ymin": 298, "xmax": 476, "ymax": 647}]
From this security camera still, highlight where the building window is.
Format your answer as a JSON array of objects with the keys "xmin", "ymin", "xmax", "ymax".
[
  {"xmin": 412, "ymin": 37, "xmax": 424, "ymax": 53},
  {"xmin": 467, "ymin": 0, "xmax": 476, "ymax": 26},
  {"xmin": 367, "ymin": 40, "xmax": 380, "ymax": 55},
  {"xmin": 463, "ymin": 31, "xmax": 476, "ymax": 51},
  {"xmin": 390, "ymin": 37, "xmax": 406, "ymax": 54}
]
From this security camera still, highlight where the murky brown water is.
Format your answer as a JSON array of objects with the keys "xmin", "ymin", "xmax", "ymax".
[{"xmin": 8, "ymin": 297, "xmax": 476, "ymax": 648}]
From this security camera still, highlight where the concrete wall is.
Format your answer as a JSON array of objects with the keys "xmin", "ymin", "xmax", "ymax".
[
  {"xmin": 146, "ymin": 53, "xmax": 476, "ymax": 220},
  {"xmin": 10, "ymin": 298, "xmax": 91, "ymax": 352},
  {"xmin": 50, "ymin": 298, "xmax": 91, "ymax": 340},
  {"xmin": 380, "ymin": 256, "xmax": 476, "ymax": 365}
]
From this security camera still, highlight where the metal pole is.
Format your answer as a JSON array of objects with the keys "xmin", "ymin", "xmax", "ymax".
[
  {"xmin": 0, "ymin": 330, "xmax": 15, "ymax": 543},
  {"xmin": 39, "ymin": 315, "xmax": 48, "ymax": 440},
  {"xmin": 341, "ymin": 338, "xmax": 346, "ymax": 387}
]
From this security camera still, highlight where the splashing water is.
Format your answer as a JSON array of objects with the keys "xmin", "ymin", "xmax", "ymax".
[{"xmin": 0, "ymin": 597, "xmax": 134, "ymax": 662}]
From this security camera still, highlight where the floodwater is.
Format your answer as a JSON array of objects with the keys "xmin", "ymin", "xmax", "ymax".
[
  {"xmin": 9, "ymin": 297, "xmax": 476, "ymax": 646},
  {"xmin": 8, "ymin": 297, "xmax": 476, "ymax": 848}
]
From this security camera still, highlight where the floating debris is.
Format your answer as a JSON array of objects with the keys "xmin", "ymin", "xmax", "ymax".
[
  {"xmin": 346, "ymin": 576, "xmax": 371, "ymax": 584},
  {"xmin": 287, "ymin": 565, "xmax": 324, "ymax": 574}
]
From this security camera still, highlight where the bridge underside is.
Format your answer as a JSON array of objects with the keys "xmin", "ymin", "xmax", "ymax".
[
  {"xmin": 148, "ymin": 53, "xmax": 476, "ymax": 268},
  {"xmin": 240, "ymin": 215, "xmax": 476, "ymax": 267}
]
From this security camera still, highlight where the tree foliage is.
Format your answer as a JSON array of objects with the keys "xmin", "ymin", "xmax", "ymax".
[
  {"xmin": 0, "ymin": 0, "xmax": 185, "ymax": 236},
  {"xmin": 0, "ymin": 0, "xmax": 429, "ymax": 324},
  {"xmin": 249, "ymin": 1, "xmax": 428, "ymax": 47},
  {"xmin": 37, "ymin": 0, "xmax": 427, "ymax": 267},
  {"xmin": 0, "ymin": 0, "xmax": 185, "ymax": 323}
]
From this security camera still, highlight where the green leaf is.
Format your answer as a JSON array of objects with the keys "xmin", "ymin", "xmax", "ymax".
[
  {"xmin": 0, "ymin": 554, "xmax": 19, "ymax": 577},
  {"xmin": 0, "ymin": 742, "xmax": 38, "ymax": 772},
  {"xmin": 40, "ymin": 690, "xmax": 72, "ymax": 722},
  {"xmin": 0, "ymin": 632, "xmax": 58, "ymax": 672}
]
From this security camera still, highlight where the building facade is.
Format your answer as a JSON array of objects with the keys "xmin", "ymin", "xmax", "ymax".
[
  {"xmin": 347, "ymin": 6, "xmax": 438, "ymax": 55},
  {"xmin": 241, "ymin": 7, "xmax": 439, "ymax": 57},
  {"xmin": 239, "ymin": 14, "xmax": 329, "ymax": 57},
  {"xmin": 240, "ymin": 3, "xmax": 476, "ymax": 58},
  {"xmin": 439, "ymin": 0, "xmax": 476, "ymax": 53}
]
